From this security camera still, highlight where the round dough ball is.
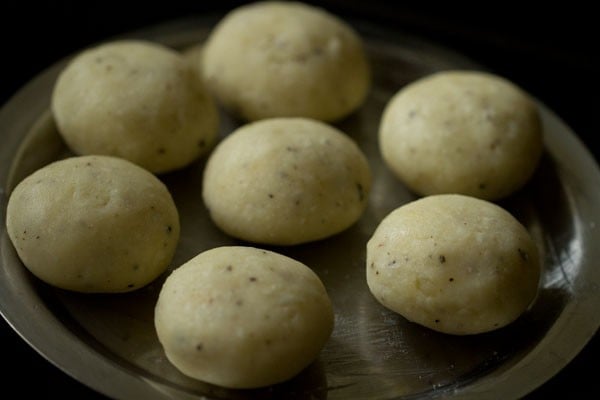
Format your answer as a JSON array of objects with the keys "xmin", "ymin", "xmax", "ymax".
[
  {"xmin": 154, "ymin": 246, "xmax": 334, "ymax": 388},
  {"xmin": 379, "ymin": 70, "xmax": 543, "ymax": 200},
  {"xmin": 202, "ymin": 117, "xmax": 371, "ymax": 245},
  {"xmin": 6, "ymin": 155, "xmax": 180, "ymax": 293},
  {"xmin": 366, "ymin": 194, "xmax": 540, "ymax": 335},
  {"xmin": 202, "ymin": 1, "xmax": 370, "ymax": 122},
  {"xmin": 51, "ymin": 40, "xmax": 219, "ymax": 174}
]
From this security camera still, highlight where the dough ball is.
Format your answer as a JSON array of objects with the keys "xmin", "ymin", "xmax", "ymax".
[
  {"xmin": 202, "ymin": 117, "xmax": 371, "ymax": 245},
  {"xmin": 379, "ymin": 70, "xmax": 543, "ymax": 200},
  {"xmin": 154, "ymin": 246, "xmax": 334, "ymax": 388},
  {"xmin": 51, "ymin": 40, "xmax": 219, "ymax": 174},
  {"xmin": 6, "ymin": 155, "xmax": 180, "ymax": 293},
  {"xmin": 366, "ymin": 194, "xmax": 540, "ymax": 335},
  {"xmin": 201, "ymin": 1, "xmax": 370, "ymax": 122}
]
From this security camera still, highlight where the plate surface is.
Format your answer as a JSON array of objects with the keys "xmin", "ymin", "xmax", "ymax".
[{"xmin": 1, "ymin": 15, "xmax": 599, "ymax": 400}]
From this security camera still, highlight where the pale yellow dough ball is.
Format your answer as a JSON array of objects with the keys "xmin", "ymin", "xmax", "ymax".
[
  {"xmin": 202, "ymin": 117, "xmax": 372, "ymax": 245},
  {"xmin": 154, "ymin": 246, "xmax": 334, "ymax": 388},
  {"xmin": 379, "ymin": 70, "xmax": 543, "ymax": 200},
  {"xmin": 6, "ymin": 155, "xmax": 180, "ymax": 293},
  {"xmin": 51, "ymin": 40, "xmax": 219, "ymax": 173},
  {"xmin": 366, "ymin": 194, "xmax": 541, "ymax": 335},
  {"xmin": 202, "ymin": 1, "xmax": 371, "ymax": 122}
]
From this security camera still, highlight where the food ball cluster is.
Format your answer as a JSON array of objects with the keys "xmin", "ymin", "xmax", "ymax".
[{"xmin": 4, "ymin": 0, "xmax": 544, "ymax": 391}]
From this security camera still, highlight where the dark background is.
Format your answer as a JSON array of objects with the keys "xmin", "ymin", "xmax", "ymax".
[{"xmin": 0, "ymin": 1, "xmax": 597, "ymax": 398}]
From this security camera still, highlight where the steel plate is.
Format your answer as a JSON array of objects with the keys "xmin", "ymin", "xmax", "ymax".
[{"xmin": 1, "ymin": 14, "xmax": 599, "ymax": 400}]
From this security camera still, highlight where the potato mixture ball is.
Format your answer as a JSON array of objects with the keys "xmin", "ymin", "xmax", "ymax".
[
  {"xmin": 366, "ymin": 194, "xmax": 541, "ymax": 335},
  {"xmin": 201, "ymin": 1, "xmax": 371, "ymax": 122},
  {"xmin": 5, "ymin": 155, "xmax": 180, "ymax": 293},
  {"xmin": 154, "ymin": 246, "xmax": 334, "ymax": 388},
  {"xmin": 202, "ymin": 117, "xmax": 372, "ymax": 245},
  {"xmin": 379, "ymin": 70, "xmax": 543, "ymax": 200},
  {"xmin": 51, "ymin": 39, "xmax": 219, "ymax": 174}
]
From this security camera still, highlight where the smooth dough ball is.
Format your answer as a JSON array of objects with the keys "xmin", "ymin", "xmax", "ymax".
[
  {"xmin": 379, "ymin": 70, "xmax": 543, "ymax": 200},
  {"xmin": 201, "ymin": 1, "xmax": 370, "ymax": 122},
  {"xmin": 154, "ymin": 246, "xmax": 334, "ymax": 388},
  {"xmin": 6, "ymin": 155, "xmax": 180, "ymax": 293},
  {"xmin": 202, "ymin": 117, "xmax": 372, "ymax": 245},
  {"xmin": 366, "ymin": 194, "xmax": 540, "ymax": 335},
  {"xmin": 51, "ymin": 40, "xmax": 219, "ymax": 174}
]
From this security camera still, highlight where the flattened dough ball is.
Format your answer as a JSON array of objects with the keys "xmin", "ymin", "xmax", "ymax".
[
  {"xmin": 202, "ymin": 1, "xmax": 370, "ymax": 122},
  {"xmin": 6, "ymin": 155, "xmax": 180, "ymax": 293},
  {"xmin": 52, "ymin": 40, "xmax": 219, "ymax": 173},
  {"xmin": 154, "ymin": 246, "xmax": 334, "ymax": 388},
  {"xmin": 379, "ymin": 70, "xmax": 543, "ymax": 200},
  {"xmin": 202, "ymin": 118, "xmax": 372, "ymax": 245},
  {"xmin": 366, "ymin": 194, "xmax": 540, "ymax": 335}
]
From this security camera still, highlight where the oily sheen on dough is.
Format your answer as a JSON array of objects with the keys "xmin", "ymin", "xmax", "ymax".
[
  {"xmin": 366, "ymin": 194, "xmax": 541, "ymax": 335},
  {"xmin": 5, "ymin": 155, "xmax": 180, "ymax": 293},
  {"xmin": 154, "ymin": 246, "xmax": 334, "ymax": 388},
  {"xmin": 201, "ymin": 1, "xmax": 370, "ymax": 122},
  {"xmin": 202, "ymin": 117, "xmax": 372, "ymax": 245},
  {"xmin": 51, "ymin": 39, "xmax": 219, "ymax": 174},
  {"xmin": 379, "ymin": 70, "xmax": 543, "ymax": 200}
]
